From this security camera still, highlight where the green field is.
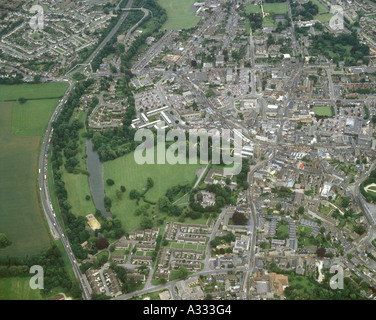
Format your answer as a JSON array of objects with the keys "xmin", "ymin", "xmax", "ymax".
[
  {"xmin": 263, "ymin": 2, "xmax": 287, "ymax": 14},
  {"xmin": 262, "ymin": 14, "xmax": 276, "ymax": 28},
  {"xmin": 158, "ymin": 0, "xmax": 200, "ymax": 30},
  {"xmin": 11, "ymin": 99, "xmax": 61, "ymax": 136},
  {"xmin": 61, "ymin": 111, "xmax": 96, "ymax": 218},
  {"xmin": 103, "ymin": 149, "xmax": 205, "ymax": 231},
  {"xmin": 0, "ymin": 82, "xmax": 69, "ymax": 257},
  {"xmin": 0, "ymin": 83, "xmax": 69, "ymax": 101},
  {"xmin": 314, "ymin": 13, "xmax": 333, "ymax": 23},
  {"xmin": 311, "ymin": 0, "xmax": 329, "ymax": 14},
  {"xmin": 0, "ymin": 277, "xmax": 44, "ymax": 300},
  {"xmin": 245, "ymin": 4, "xmax": 262, "ymax": 14},
  {"xmin": 314, "ymin": 106, "xmax": 333, "ymax": 117}
]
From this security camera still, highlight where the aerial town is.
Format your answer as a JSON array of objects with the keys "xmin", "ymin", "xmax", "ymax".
[{"xmin": 1, "ymin": 0, "xmax": 376, "ymax": 303}]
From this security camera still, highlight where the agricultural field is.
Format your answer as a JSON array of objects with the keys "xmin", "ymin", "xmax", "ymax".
[
  {"xmin": 0, "ymin": 277, "xmax": 44, "ymax": 300},
  {"xmin": 158, "ymin": 0, "xmax": 200, "ymax": 30},
  {"xmin": 0, "ymin": 82, "xmax": 68, "ymax": 258},
  {"xmin": 103, "ymin": 149, "xmax": 205, "ymax": 232}
]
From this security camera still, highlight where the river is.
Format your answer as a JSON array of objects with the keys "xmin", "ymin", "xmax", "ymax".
[{"xmin": 86, "ymin": 139, "xmax": 113, "ymax": 218}]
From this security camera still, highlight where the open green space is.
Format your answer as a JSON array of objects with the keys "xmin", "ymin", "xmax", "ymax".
[
  {"xmin": 103, "ymin": 149, "xmax": 205, "ymax": 232},
  {"xmin": 0, "ymin": 82, "xmax": 68, "ymax": 101},
  {"xmin": 0, "ymin": 277, "xmax": 44, "ymax": 300},
  {"xmin": 319, "ymin": 204, "xmax": 334, "ymax": 216},
  {"xmin": 310, "ymin": 0, "xmax": 329, "ymax": 14},
  {"xmin": 314, "ymin": 13, "xmax": 333, "ymax": 22},
  {"xmin": 157, "ymin": 0, "xmax": 200, "ymax": 30},
  {"xmin": 61, "ymin": 111, "xmax": 96, "ymax": 218},
  {"xmin": 0, "ymin": 82, "xmax": 68, "ymax": 257},
  {"xmin": 263, "ymin": 2, "xmax": 287, "ymax": 14},
  {"xmin": 11, "ymin": 99, "xmax": 61, "ymax": 136},
  {"xmin": 262, "ymin": 14, "xmax": 276, "ymax": 27},
  {"xmin": 314, "ymin": 106, "xmax": 333, "ymax": 117},
  {"xmin": 245, "ymin": 4, "xmax": 262, "ymax": 14}
]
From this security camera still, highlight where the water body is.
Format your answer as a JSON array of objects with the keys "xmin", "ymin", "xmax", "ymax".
[{"xmin": 86, "ymin": 139, "xmax": 112, "ymax": 219}]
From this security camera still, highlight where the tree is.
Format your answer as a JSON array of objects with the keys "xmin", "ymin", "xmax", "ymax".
[
  {"xmin": 158, "ymin": 196, "xmax": 171, "ymax": 212},
  {"xmin": 96, "ymin": 237, "xmax": 110, "ymax": 250},
  {"xmin": 177, "ymin": 266, "xmax": 189, "ymax": 280},
  {"xmin": 129, "ymin": 189, "xmax": 140, "ymax": 200},
  {"xmin": 0, "ymin": 233, "xmax": 11, "ymax": 248},
  {"xmin": 120, "ymin": 185, "xmax": 126, "ymax": 193},
  {"xmin": 106, "ymin": 178, "xmax": 115, "ymax": 186},
  {"xmin": 298, "ymin": 206, "xmax": 305, "ymax": 215},
  {"xmin": 85, "ymin": 195, "xmax": 91, "ymax": 201},
  {"xmin": 18, "ymin": 97, "xmax": 27, "ymax": 104},
  {"xmin": 146, "ymin": 177, "xmax": 154, "ymax": 189},
  {"xmin": 232, "ymin": 211, "xmax": 247, "ymax": 225},
  {"xmin": 316, "ymin": 247, "xmax": 326, "ymax": 258}
]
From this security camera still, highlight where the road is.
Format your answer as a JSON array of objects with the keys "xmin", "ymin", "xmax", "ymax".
[
  {"xmin": 38, "ymin": 0, "xmax": 136, "ymax": 300},
  {"xmin": 66, "ymin": 0, "xmax": 134, "ymax": 76}
]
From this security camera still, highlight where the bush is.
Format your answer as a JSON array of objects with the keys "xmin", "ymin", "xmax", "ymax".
[{"xmin": 106, "ymin": 178, "xmax": 115, "ymax": 186}]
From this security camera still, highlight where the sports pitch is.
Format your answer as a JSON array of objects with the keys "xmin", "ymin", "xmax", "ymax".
[{"xmin": 158, "ymin": 0, "xmax": 200, "ymax": 30}]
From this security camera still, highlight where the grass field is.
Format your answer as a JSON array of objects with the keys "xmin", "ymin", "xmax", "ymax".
[
  {"xmin": 103, "ymin": 149, "xmax": 205, "ymax": 231},
  {"xmin": 61, "ymin": 111, "xmax": 96, "ymax": 218},
  {"xmin": 263, "ymin": 2, "xmax": 287, "ymax": 14},
  {"xmin": 314, "ymin": 13, "xmax": 333, "ymax": 23},
  {"xmin": 245, "ymin": 4, "xmax": 262, "ymax": 14},
  {"xmin": 0, "ymin": 83, "xmax": 68, "ymax": 101},
  {"xmin": 0, "ymin": 82, "xmax": 68, "ymax": 258},
  {"xmin": 11, "ymin": 99, "xmax": 61, "ymax": 136},
  {"xmin": 314, "ymin": 106, "xmax": 333, "ymax": 117},
  {"xmin": 311, "ymin": 0, "xmax": 329, "ymax": 14},
  {"xmin": 158, "ymin": 0, "xmax": 200, "ymax": 30},
  {"xmin": 0, "ymin": 277, "xmax": 44, "ymax": 300}
]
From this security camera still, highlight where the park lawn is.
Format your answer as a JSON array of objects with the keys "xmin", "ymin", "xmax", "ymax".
[
  {"xmin": 263, "ymin": 2, "xmax": 287, "ymax": 14},
  {"xmin": 310, "ymin": 0, "xmax": 329, "ymax": 14},
  {"xmin": 103, "ymin": 149, "xmax": 204, "ymax": 232},
  {"xmin": 276, "ymin": 224, "xmax": 289, "ymax": 239},
  {"xmin": 11, "ymin": 99, "xmax": 61, "ymax": 136},
  {"xmin": 0, "ymin": 82, "xmax": 68, "ymax": 101},
  {"xmin": 314, "ymin": 13, "xmax": 333, "ymax": 23},
  {"xmin": 314, "ymin": 106, "xmax": 332, "ymax": 117},
  {"xmin": 0, "ymin": 101, "xmax": 50, "ymax": 257},
  {"xmin": 158, "ymin": 0, "xmax": 200, "ymax": 30},
  {"xmin": 319, "ymin": 204, "xmax": 333, "ymax": 216},
  {"xmin": 61, "ymin": 168, "xmax": 96, "ymax": 218},
  {"xmin": 174, "ymin": 193, "xmax": 189, "ymax": 206},
  {"xmin": 97, "ymin": 250, "xmax": 109, "ymax": 261},
  {"xmin": 61, "ymin": 110, "xmax": 96, "ymax": 218},
  {"xmin": 169, "ymin": 242, "xmax": 184, "ymax": 249},
  {"xmin": 245, "ymin": 4, "xmax": 262, "ymax": 14},
  {"xmin": 262, "ymin": 14, "xmax": 276, "ymax": 28},
  {"xmin": 0, "ymin": 277, "xmax": 44, "ymax": 300}
]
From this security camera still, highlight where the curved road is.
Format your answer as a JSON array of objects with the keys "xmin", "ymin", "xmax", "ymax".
[{"xmin": 38, "ymin": 0, "xmax": 136, "ymax": 300}]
